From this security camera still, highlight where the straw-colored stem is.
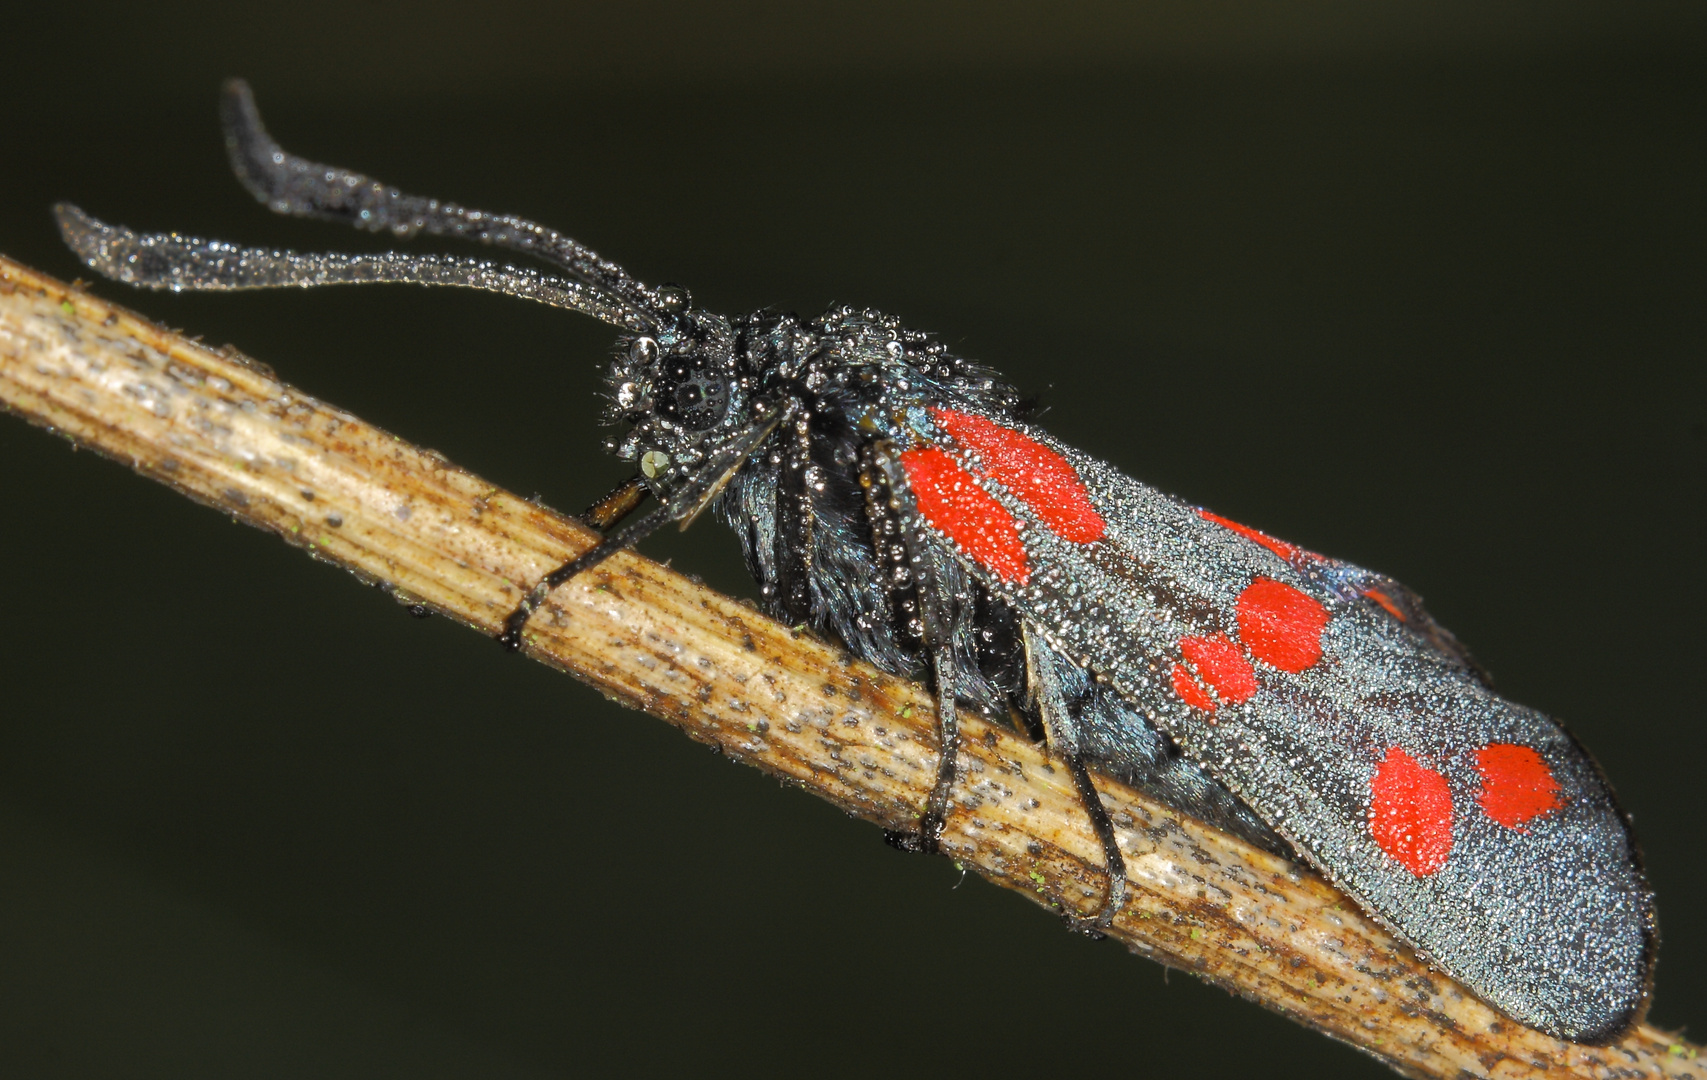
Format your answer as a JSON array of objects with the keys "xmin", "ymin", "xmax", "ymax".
[{"xmin": 0, "ymin": 254, "xmax": 1696, "ymax": 1079}]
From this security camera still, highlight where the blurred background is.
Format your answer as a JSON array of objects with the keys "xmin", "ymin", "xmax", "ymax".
[{"xmin": 0, "ymin": 2, "xmax": 1703, "ymax": 1076}]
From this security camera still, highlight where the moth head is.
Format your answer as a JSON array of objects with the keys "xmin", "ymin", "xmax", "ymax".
[{"xmin": 606, "ymin": 298, "xmax": 746, "ymax": 492}]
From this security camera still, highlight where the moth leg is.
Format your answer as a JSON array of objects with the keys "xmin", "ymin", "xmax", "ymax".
[
  {"xmin": 864, "ymin": 443, "xmax": 964, "ymax": 856},
  {"xmin": 917, "ymin": 643, "xmax": 962, "ymax": 853},
  {"xmin": 1058, "ymin": 753, "xmax": 1129, "ymax": 933},
  {"xmin": 497, "ymin": 497, "xmax": 677, "ymax": 651},
  {"xmin": 580, "ymin": 476, "xmax": 651, "ymax": 531},
  {"xmin": 1025, "ymin": 625, "xmax": 1129, "ymax": 932},
  {"xmin": 876, "ymin": 640, "xmax": 962, "ymax": 856},
  {"xmin": 1008, "ymin": 701, "xmax": 1046, "ymax": 744},
  {"xmin": 498, "ymin": 404, "xmax": 791, "ymax": 651}
]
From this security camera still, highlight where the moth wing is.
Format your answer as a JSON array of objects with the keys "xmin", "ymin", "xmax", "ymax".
[
  {"xmin": 1318, "ymin": 559, "xmax": 1493, "ymax": 685},
  {"xmin": 899, "ymin": 407, "xmax": 1653, "ymax": 1042}
]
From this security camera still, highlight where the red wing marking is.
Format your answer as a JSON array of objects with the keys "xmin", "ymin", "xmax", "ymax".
[
  {"xmin": 1362, "ymin": 587, "xmax": 1408, "ymax": 621},
  {"xmin": 1369, "ymin": 747, "xmax": 1455, "ymax": 877},
  {"xmin": 1179, "ymin": 633, "xmax": 1257, "ymax": 705},
  {"xmin": 1237, "ymin": 577, "xmax": 1330, "ymax": 673},
  {"xmin": 1475, "ymin": 744, "xmax": 1563, "ymax": 829},
  {"xmin": 1171, "ymin": 663, "xmax": 1216, "ymax": 714},
  {"xmin": 1198, "ymin": 509, "xmax": 1300, "ymax": 561},
  {"xmin": 931, "ymin": 409, "xmax": 1105, "ymax": 544},
  {"xmin": 900, "ymin": 446, "xmax": 1030, "ymax": 584}
]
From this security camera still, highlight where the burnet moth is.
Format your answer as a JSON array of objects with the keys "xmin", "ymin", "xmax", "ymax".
[{"xmin": 56, "ymin": 80, "xmax": 1655, "ymax": 1044}]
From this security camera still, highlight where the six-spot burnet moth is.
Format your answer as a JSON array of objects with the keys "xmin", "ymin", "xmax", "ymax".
[{"xmin": 56, "ymin": 79, "xmax": 1656, "ymax": 1044}]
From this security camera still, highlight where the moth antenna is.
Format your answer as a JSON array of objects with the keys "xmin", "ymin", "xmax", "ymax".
[
  {"xmin": 219, "ymin": 78, "xmax": 665, "ymax": 331},
  {"xmin": 54, "ymin": 204, "xmax": 646, "ymax": 328}
]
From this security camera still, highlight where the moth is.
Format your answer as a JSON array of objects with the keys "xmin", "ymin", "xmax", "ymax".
[{"xmin": 57, "ymin": 79, "xmax": 1655, "ymax": 1043}]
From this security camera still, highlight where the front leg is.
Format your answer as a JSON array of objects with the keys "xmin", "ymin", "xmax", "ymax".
[
  {"xmin": 499, "ymin": 407, "xmax": 790, "ymax": 652},
  {"xmin": 498, "ymin": 480, "xmax": 671, "ymax": 651},
  {"xmin": 579, "ymin": 476, "xmax": 651, "ymax": 531}
]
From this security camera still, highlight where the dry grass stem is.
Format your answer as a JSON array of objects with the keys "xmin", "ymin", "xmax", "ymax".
[{"xmin": 0, "ymin": 254, "xmax": 1697, "ymax": 1079}]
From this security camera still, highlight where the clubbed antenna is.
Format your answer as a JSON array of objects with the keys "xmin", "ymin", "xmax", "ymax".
[
  {"xmin": 218, "ymin": 79, "xmax": 664, "ymax": 329},
  {"xmin": 55, "ymin": 204, "xmax": 646, "ymax": 327},
  {"xmin": 56, "ymin": 80, "xmax": 668, "ymax": 332}
]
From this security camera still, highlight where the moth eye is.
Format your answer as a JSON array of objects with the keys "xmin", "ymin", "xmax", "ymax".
[{"xmin": 670, "ymin": 372, "xmax": 730, "ymax": 431}]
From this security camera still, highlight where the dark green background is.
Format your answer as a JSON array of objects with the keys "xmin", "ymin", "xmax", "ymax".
[{"xmin": 1, "ymin": 3, "xmax": 1703, "ymax": 1076}]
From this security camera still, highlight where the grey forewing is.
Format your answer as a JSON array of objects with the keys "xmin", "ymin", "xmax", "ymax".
[{"xmin": 909, "ymin": 418, "xmax": 1653, "ymax": 1042}]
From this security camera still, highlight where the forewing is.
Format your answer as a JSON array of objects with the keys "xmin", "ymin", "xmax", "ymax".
[{"xmin": 898, "ymin": 406, "xmax": 1653, "ymax": 1042}]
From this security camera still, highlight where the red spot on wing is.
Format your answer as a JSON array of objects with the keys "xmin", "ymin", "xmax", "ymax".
[
  {"xmin": 1369, "ymin": 747, "xmax": 1454, "ymax": 877},
  {"xmin": 900, "ymin": 446, "xmax": 1030, "ymax": 584},
  {"xmin": 1171, "ymin": 664, "xmax": 1216, "ymax": 714},
  {"xmin": 1237, "ymin": 577, "xmax": 1330, "ymax": 673},
  {"xmin": 931, "ymin": 408, "xmax": 1105, "ymax": 544},
  {"xmin": 1179, "ymin": 633, "xmax": 1258, "ymax": 705},
  {"xmin": 1362, "ymin": 587, "xmax": 1407, "ymax": 621},
  {"xmin": 1475, "ymin": 744, "xmax": 1562, "ymax": 829},
  {"xmin": 1198, "ymin": 509, "xmax": 1300, "ymax": 561}
]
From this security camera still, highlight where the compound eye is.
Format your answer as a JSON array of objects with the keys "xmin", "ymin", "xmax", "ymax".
[
  {"xmin": 655, "ymin": 356, "xmax": 732, "ymax": 432},
  {"xmin": 671, "ymin": 371, "xmax": 730, "ymax": 431}
]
